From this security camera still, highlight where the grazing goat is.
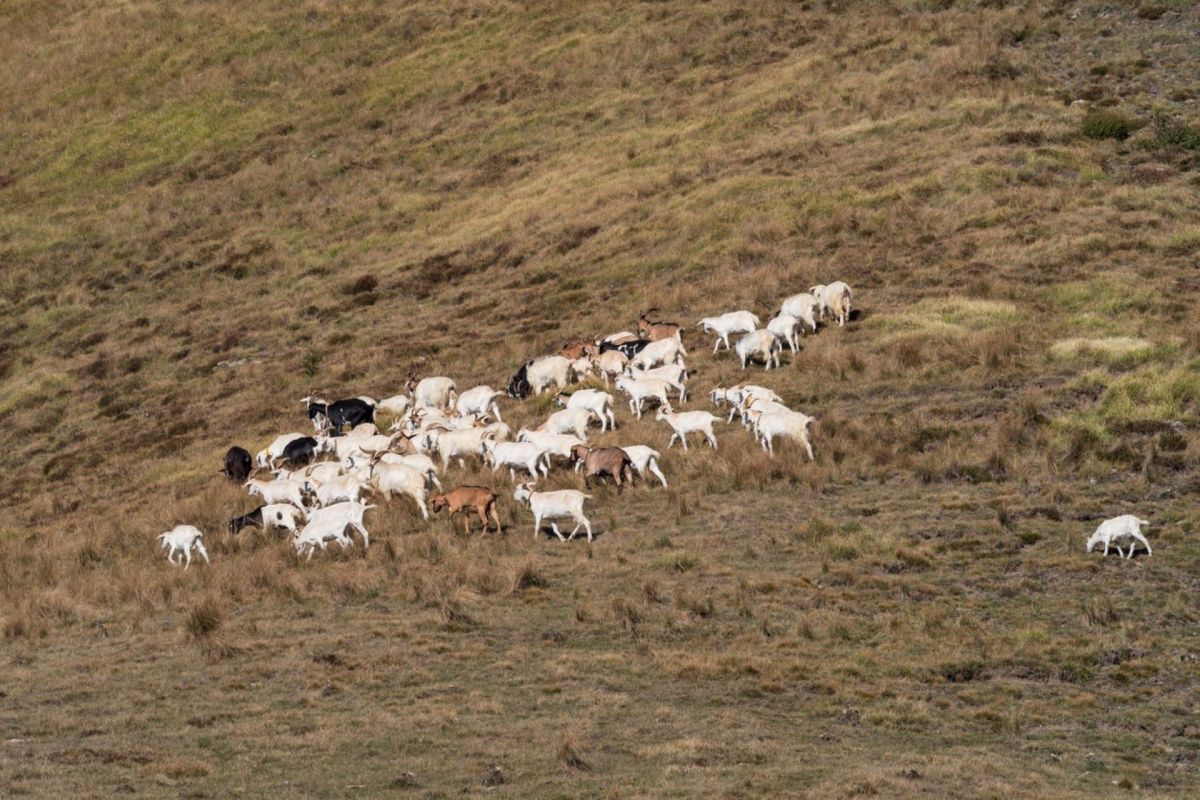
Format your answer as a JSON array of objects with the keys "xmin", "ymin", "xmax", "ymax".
[
  {"xmin": 735, "ymin": 329, "xmax": 781, "ymax": 369},
  {"xmin": 366, "ymin": 460, "xmax": 429, "ymax": 519},
  {"xmin": 246, "ymin": 477, "xmax": 307, "ymax": 509},
  {"xmin": 361, "ymin": 452, "xmax": 441, "ymax": 489},
  {"xmin": 626, "ymin": 363, "xmax": 687, "ymax": 403},
  {"xmin": 279, "ymin": 436, "xmax": 321, "ymax": 469},
  {"xmin": 482, "ymin": 439, "xmax": 549, "ymax": 481},
  {"xmin": 697, "ymin": 310, "xmax": 760, "ymax": 352},
  {"xmin": 570, "ymin": 445, "xmax": 634, "ymax": 492},
  {"xmin": 257, "ymin": 432, "xmax": 307, "ymax": 468},
  {"xmin": 228, "ymin": 503, "xmax": 306, "ymax": 535},
  {"xmin": 1086, "ymin": 515, "xmax": 1152, "ymax": 559},
  {"xmin": 515, "ymin": 430, "xmax": 586, "ymax": 466},
  {"xmin": 291, "ymin": 518, "xmax": 353, "ymax": 560},
  {"xmin": 621, "ymin": 445, "xmax": 668, "ymax": 488},
  {"xmin": 158, "ymin": 525, "xmax": 210, "ymax": 569},
  {"xmin": 307, "ymin": 474, "xmax": 369, "ymax": 507},
  {"xmin": 222, "ymin": 446, "xmax": 253, "ymax": 483},
  {"xmin": 599, "ymin": 337, "xmax": 651, "ymax": 360},
  {"xmin": 524, "ymin": 355, "xmax": 574, "ymax": 395},
  {"xmin": 614, "ymin": 375, "xmax": 673, "ymax": 419},
  {"xmin": 817, "ymin": 281, "xmax": 853, "ymax": 327},
  {"xmin": 589, "ymin": 349, "xmax": 629, "ymax": 386},
  {"xmin": 539, "ymin": 407, "xmax": 595, "ymax": 439},
  {"xmin": 513, "ymin": 482, "xmax": 593, "ymax": 542},
  {"xmin": 430, "ymin": 486, "xmax": 502, "ymax": 535},
  {"xmin": 629, "ymin": 336, "xmax": 686, "ymax": 371},
  {"xmin": 305, "ymin": 502, "xmax": 374, "ymax": 547},
  {"xmin": 559, "ymin": 340, "xmax": 599, "ymax": 360},
  {"xmin": 751, "ymin": 410, "xmax": 815, "ymax": 459},
  {"xmin": 507, "ymin": 362, "xmax": 532, "ymax": 399},
  {"xmin": 455, "ymin": 386, "xmax": 503, "ymax": 422},
  {"xmin": 555, "ymin": 389, "xmax": 617, "ymax": 431},
  {"xmin": 767, "ymin": 312, "xmax": 802, "ymax": 353},
  {"xmin": 780, "ymin": 293, "xmax": 819, "ymax": 333},
  {"xmin": 303, "ymin": 395, "xmax": 375, "ymax": 435},
  {"xmin": 637, "ymin": 308, "xmax": 683, "ymax": 342},
  {"xmin": 346, "ymin": 422, "xmax": 378, "ymax": 437},
  {"xmin": 655, "ymin": 408, "xmax": 719, "ymax": 450},
  {"xmin": 422, "ymin": 427, "xmax": 497, "ymax": 470},
  {"xmin": 376, "ymin": 394, "xmax": 411, "ymax": 416},
  {"xmin": 408, "ymin": 375, "xmax": 458, "ymax": 409}
]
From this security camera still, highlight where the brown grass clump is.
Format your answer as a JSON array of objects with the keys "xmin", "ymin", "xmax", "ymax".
[
  {"xmin": 558, "ymin": 736, "xmax": 592, "ymax": 771},
  {"xmin": 183, "ymin": 595, "xmax": 224, "ymax": 640}
]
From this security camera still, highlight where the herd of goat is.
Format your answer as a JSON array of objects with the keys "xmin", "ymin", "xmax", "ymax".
[{"xmin": 157, "ymin": 278, "xmax": 1155, "ymax": 566}]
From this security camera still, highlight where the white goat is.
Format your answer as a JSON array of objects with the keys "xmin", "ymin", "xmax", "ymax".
[
  {"xmin": 780, "ymin": 292, "xmax": 820, "ymax": 333},
  {"xmin": 555, "ymin": 389, "xmax": 617, "ymax": 431},
  {"xmin": 307, "ymin": 474, "xmax": 369, "ymax": 507},
  {"xmin": 1086, "ymin": 515, "xmax": 1152, "ymax": 559},
  {"xmin": 158, "ymin": 525, "xmax": 210, "ymax": 569},
  {"xmin": 626, "ymin": 363, "xmax": 688, "ymax": 402},
  {"xmin": 697, "ymin": 310, "xmax": 760, "ymax": 352},
  {"xmin": 735, "ymin": 329, "xmax": 781, "ymax": 370},
  {"xmin": 751, "ymin": 410, "xmax": 815, "ymax": 459},
  {"xmin": 590, "ymin": 349, "xmax": 629, "ymax": 386},
  {"xmin": 291, "ymin": 518, "xmax": 353, "ymax": 560},
  {"xmin": 515, "ymin": 430, "xmax": 585, "ymax": 465},
  {"xmin": 422, "ymin": 427, "xmax": 496, "ymax": 470},
  {"xmin": 614, "ymin": 375, "xmax": 673, "ymax": 418},
  {"xmin": 376, "ymin": 394, "xmax": 411, "ymax": 416},
  {"xmin": 455, "ymin": 385, "xmax": 503, "ymax": 422},
  {"xmin": 367, "ymin": 462, "xmax": 429, "ymax": 519},
  {"xmin": 305, "ymin": 502, "xmax": 374, "ymax": 547},
  {"xmin": 525, "ymin": 355, "xmax": 575, "ymax": 395},
  {"xmin": 246, "ymin": 477, "xmax": 307, "ymax": 509},
  {"xmin": 513, "ymin": 482, "xmax": 593, "ymax": 542},
  {"xmin": 482, "ymin": 439, "xmax": 549, "ymax": 481},
  {"xmin": 629, "ymin": 337, "xmax": 686, "ymax": 371},
  {"xmin": 538, "ymin": 407, "xmax": 595, "ymax": 439},
  {"xmin": 815, "ymin": 281, "xmax": 853, "ymax": 327},
  {"xmin": 412, "ymin": 376, "xmax": 457, "ymax": 410},
  {"xmin": 655, "ymin": 408, "xmax": 719, "ymax": 450},
  {"xmin": 361, "ymin": 452, "xmax": 441, "ymax": 489},
  {"xmin": 621, "ymin": 445, "xmax": 668, "ymax": 488},
  {"xmin": 767, "ymin": 312, "xmax": 802, "ymax": 353},
  {"xmin": 260, "ymin": 503, "xmax": 306, "ymax": 533}
]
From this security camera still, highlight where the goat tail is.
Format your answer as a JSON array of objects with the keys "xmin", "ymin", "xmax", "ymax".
[{"xmin": 1138, "ymin": 518, "xmax": 1150, "ymax": 527}]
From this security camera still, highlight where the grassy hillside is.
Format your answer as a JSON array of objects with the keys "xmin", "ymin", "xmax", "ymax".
[{"xmin": 2, "ymin": 0, "xmax": 1200, "ymax": 796}]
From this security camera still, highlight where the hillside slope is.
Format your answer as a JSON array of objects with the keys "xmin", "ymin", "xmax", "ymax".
[{"xmin": 2, "ymin": 1, "xmax": 1200, "ymax": 797}]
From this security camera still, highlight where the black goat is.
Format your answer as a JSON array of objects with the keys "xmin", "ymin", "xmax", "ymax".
[
  {"xmin": 306, "ymin": 397, "xmax": 375, "ymax": 435},
  {"xmin": 280, "ymin": 436, "xmax": 319, "ymax": 469},
  {"xmin": 221, "ymin": 446, "xmax": 253, "ymax": 483},
  {"xmin": 507, "ymin": 362, "xmax": 532, "ymax": 399},
  {"xmin": 228, "ymin": 506, "xmax": 265, "ymax": 535},
  {"xmin": 599, "ymin": 338, "xmax": 651, "ymax": 360}
]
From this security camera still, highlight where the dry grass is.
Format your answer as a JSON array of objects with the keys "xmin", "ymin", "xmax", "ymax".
[{"xmin": 2, "ymin": 0, "xmax": 1200, "ymax": 797}]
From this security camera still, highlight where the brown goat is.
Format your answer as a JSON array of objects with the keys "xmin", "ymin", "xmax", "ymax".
[
  {"xmin": 559, "ymin": 340, "xmax": 599, "ymax": 360},
  {"xmin": 637, "ymin": 308, "xmax": 683, "ymax": 342},
  {"xmin": 429, "ymin": 486, "xmax": 501, "ymax": 535},
  {"xmin": 570, "ymin": 444, "xmax": 634, "ymax": 492}
]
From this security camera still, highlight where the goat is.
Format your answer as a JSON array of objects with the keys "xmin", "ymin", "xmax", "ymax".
[
  {"xmin": 422, "ymin": 427, "xmax": 497, "ymax": 471},
  {"xmin": 637, "ymin": 308, "xmax": 683, "ymax": 342},
  {"xmin": 221, "ymin": 446, "xmax": 253, "ymax": 483},
  {"xmin": 625, "ymin": 363, "xmax": 687, "ymax": 403},
  {"xmin": 376, "ymin": 394, "xmax": 412, "ymax": 416},
  {"xmin": 570, "ymin": 444, "xmax": 634, "ymax": 492},
  {"xmin": 559, "ymin": 340, "xmax": 599, "ymax": 360},
  {"xmin": 589, "ymin": 349, "xmax": 629, "ymax": 386},
  {"xmin": 257, "ymin": 433, "xmax": 308, "ymax": 468},
  {"xmin": 621, "ymin": 445, "xmax": 668, "ymax": 487},
  {"xmin": 279, "ymin": 436, "xmax": 321, "ymax": 470},
  {"xmin": 750, "ymin": 409, "xmax": 815, "ymax": 459},
  {"xmin": 513, "ymin": 482, "xmax": 593, "ymax": 542},
  {"xmin": 303, "ymin": 395, "xmax": 375, "ymax": 435},
  {"xmin": 306, "ymin": 473, "xmax": 369, "ymax": 507},
  {"xmin": 455, "ymin": 385, "xmax": 503, "ymax": 422},
  {"xmin": 481, "ymin": 439, "xmax": 550, "ymax": 481},
  {"xmin": 359, "ymin": 452, "xmax": 441, "ymax": 489},
  {"xmin": 734, "ymin": 329, "xmax": 781, "ymax": 370},
  {"xmin": 291, "ymin": 518, "xmax": 353, "ymax": 560},
  {"xmin": 697, "ymin": 310, "xmax": 760, "ymax": 352},
  {"xmin": 816, "ymin": 281, "xmax": 853, "ymax": 327},
  {"xmin": 407, "ymin": 375, "xmax": 458, "ymax": 410},
  {"xmin": 629, "ymin": 337, "xmax": 686, "ymax": 371},
  {"xmin": 524, "ymin": 355, "xmax": 574, "ymax": 395},
  {"xmin": 538, "ymin": 407, "xmax": 595, "ymax": 439},
  {"xmin": 158, "ymin": 525, "xmax": 210, "ymax": 569},
  {"xmin": 1086, "ymin": 515, "xmax": 1152, "ymax": 558},
  {"xmin": 655, "ymin": 408, "xmax": 719, "ymax": 450},
  {"xmin": 345, "ymin": 422, "xmax": 378, "ymax": 437},
  {"xmin": 430, "ymin": 486, "xmax": 502, "ymax": 535},
  {"xmin": 305, "ymin": 502, "xmax": 374, "ymax": 548},
  {"xmin": 599, "ymin": 337, "xmax": 651, "ymax": 360},
  {"xmin": 515, "ymin": 430, "xmax": 585, "ymax": 466},
  {"xmin": 507, "ymin": 362, "xmax": 532, "ymax": 399},
  {"xmin": 767, "ymin": 312, "xmax": 802, "ymax": 353},
  {"xmin": 366, "ymin": 459, "xmax": 429, "ymax": 518},
  {"xmin": 246, "ymin": 477, "xmax": 306, "ymax": 508},
  {"xmin": 614, "ymin": 375, "xmax": 673, "ymax": 418},
  {"xmin": 554, "ymin": 389, "xmax": 617, "ymax": 431},
  {"xmin": 780, "ymin": 292, "xmax": 819, "ymax": 333},
  {"xmin": 228, "ymin": 503, "xmax": 306, "ymax": 535}
]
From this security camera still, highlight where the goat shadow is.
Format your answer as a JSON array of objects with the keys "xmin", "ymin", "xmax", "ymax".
[{"xmin": 536, "ymin": 525, "xmax": 606, "ymax": 542}]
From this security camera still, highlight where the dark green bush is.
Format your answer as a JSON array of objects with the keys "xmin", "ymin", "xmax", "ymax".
[
  {"xmin": 1081, "ymin": 110, "xmax": 1132, "ymax": 141},
  {"xmin": 1153, "ymin": 114, "xmax": 1200, "ymax": 150}
]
